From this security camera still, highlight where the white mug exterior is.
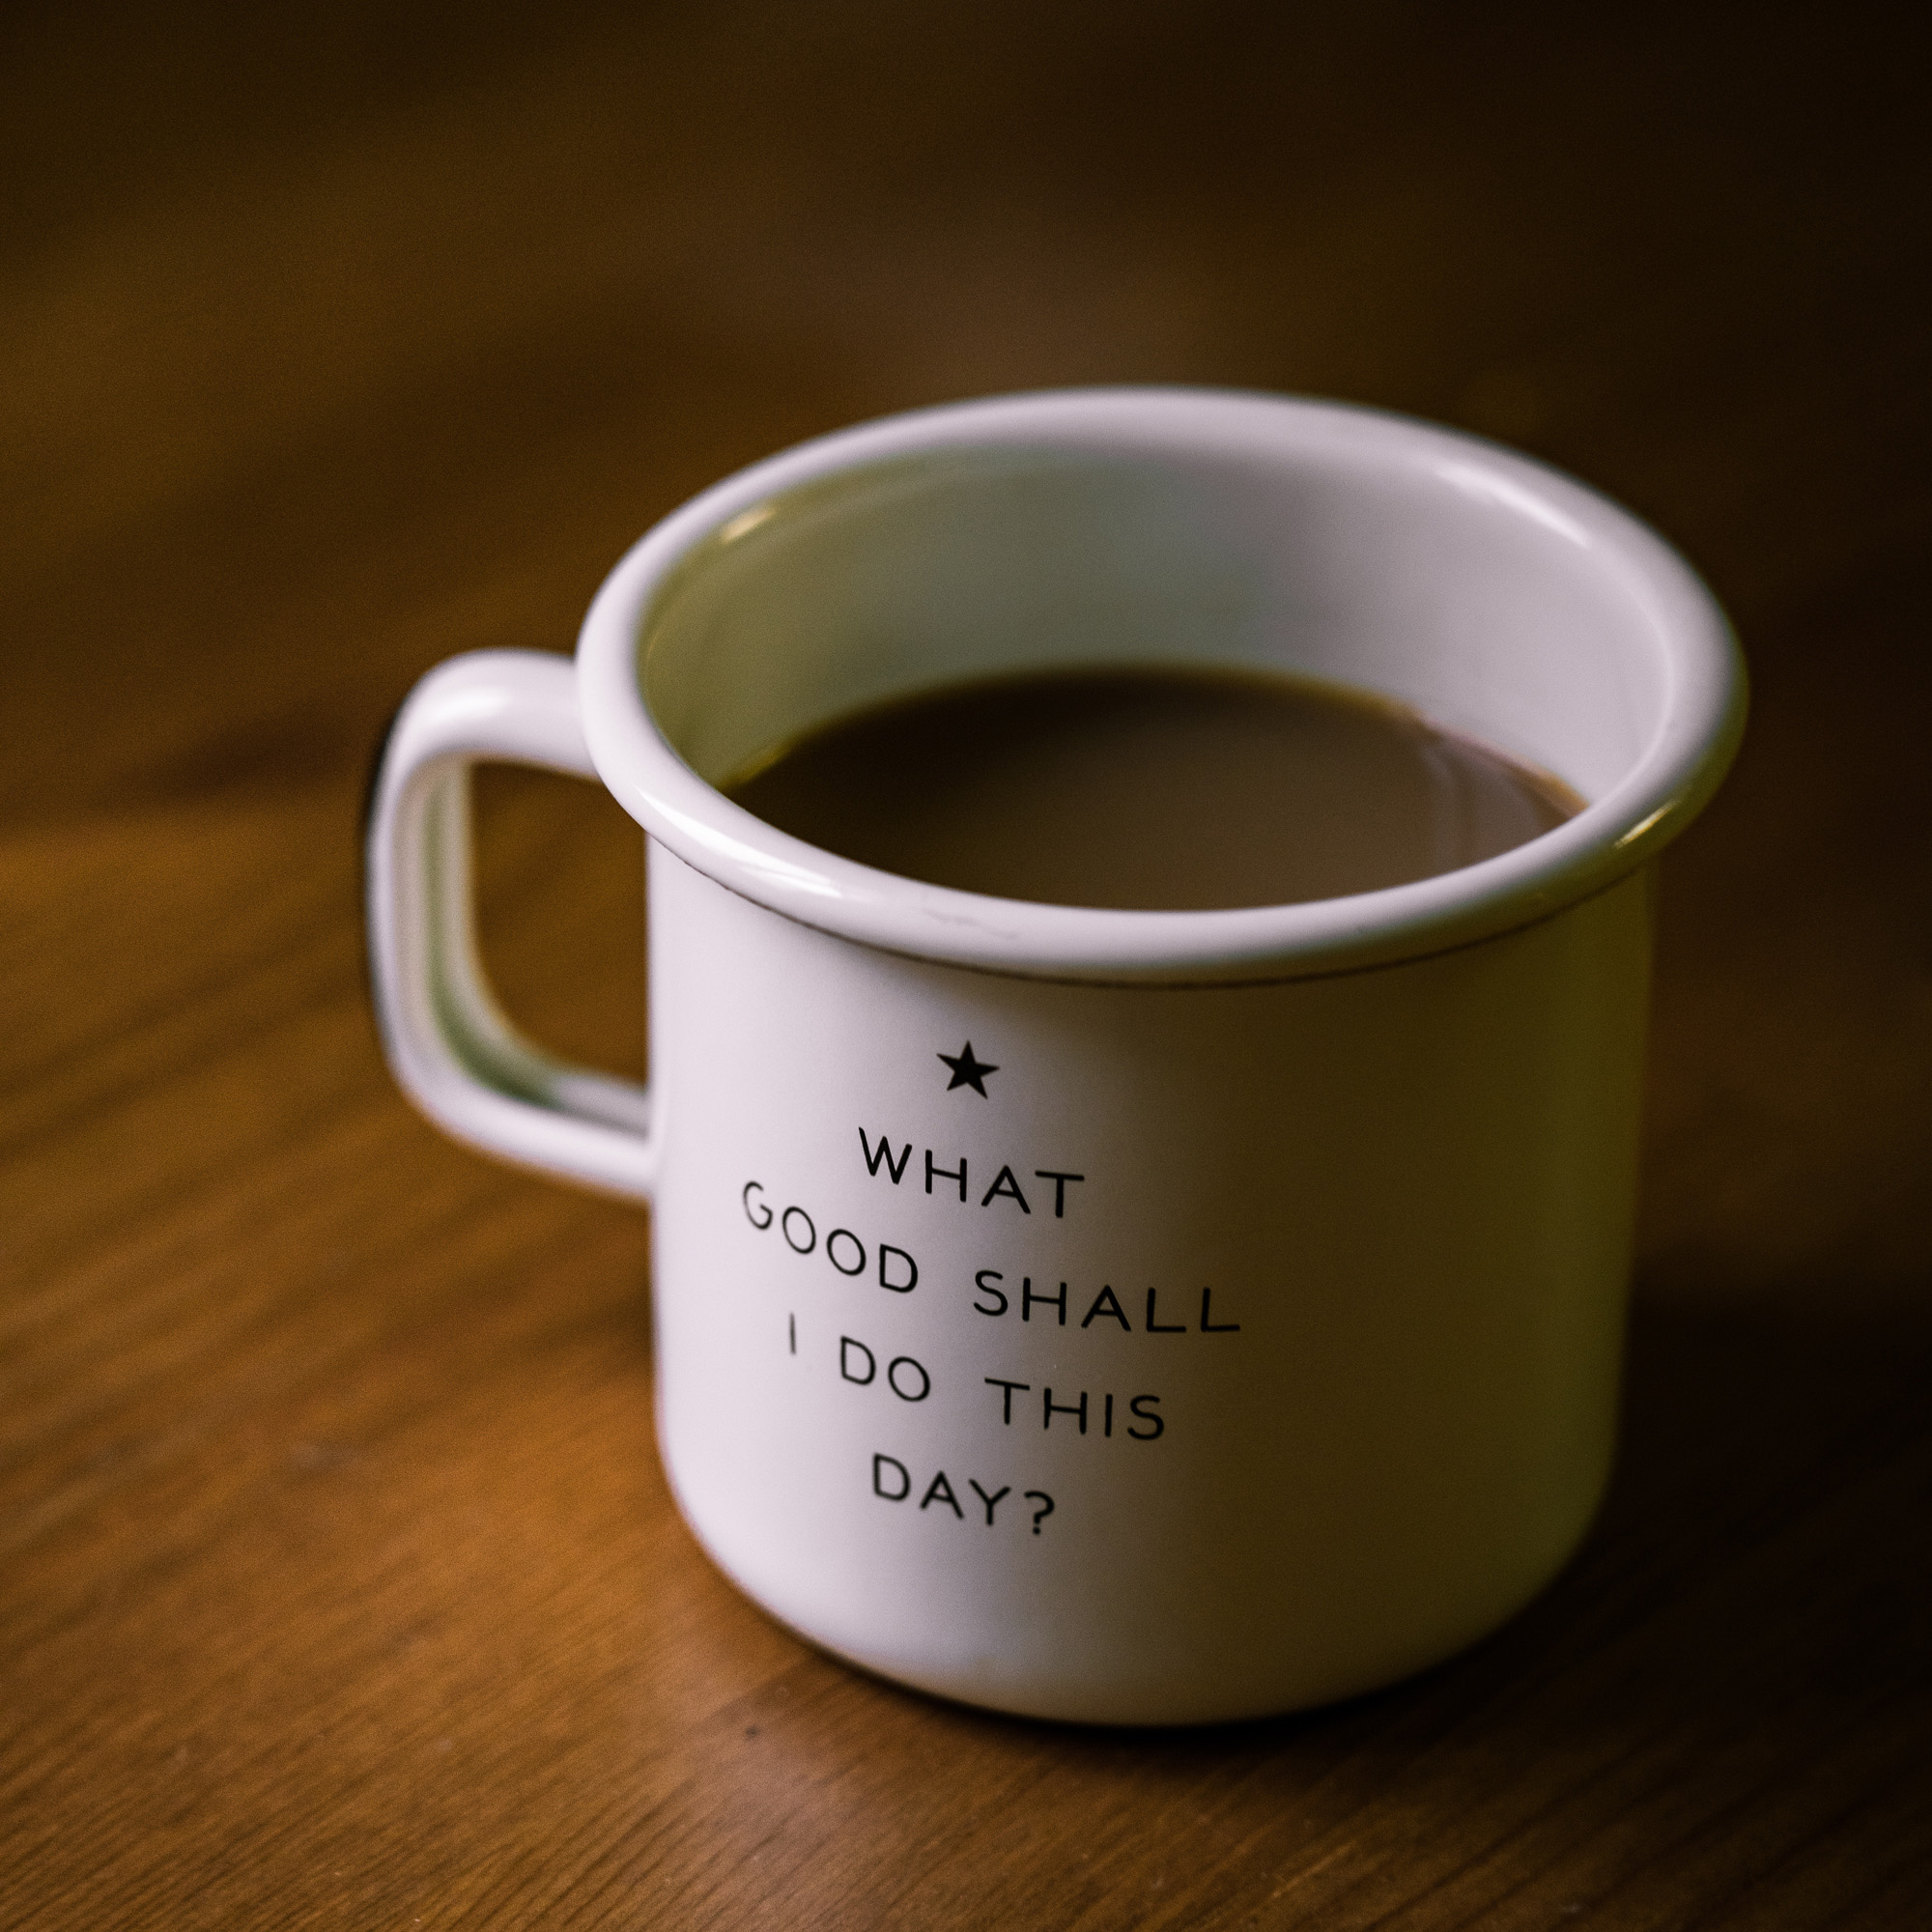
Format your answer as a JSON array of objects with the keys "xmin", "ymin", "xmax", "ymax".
[
  {"xmin": 365, "ymin": 388, "xmax": 1745, "ymax": 1725},
  {"xmin": 651, "ymin": 853, "xmax": 1651, "ymax": 1722}
]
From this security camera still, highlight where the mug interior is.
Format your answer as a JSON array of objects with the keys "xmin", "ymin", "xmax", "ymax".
[
  {"xmin": 578, "ymin": 391, "xmax": 1741, "ymax": 980},
  {"xmin": 640, "ymin": 438, "xmax": 1669, "ymax": 806}
]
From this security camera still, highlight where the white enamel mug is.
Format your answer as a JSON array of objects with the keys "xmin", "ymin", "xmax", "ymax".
[{"xmin": 366, "ymin": 389, "xmax": 1744, "ymax": 1725}]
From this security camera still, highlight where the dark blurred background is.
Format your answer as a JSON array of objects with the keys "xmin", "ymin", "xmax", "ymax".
[
  {"xmin": 5, "ymin": 0, "xmax": 1925, "ymax": 1301},
  {"xmin": 3, "ymin": 7, "xmax": 1928, "ymax": 1921}
]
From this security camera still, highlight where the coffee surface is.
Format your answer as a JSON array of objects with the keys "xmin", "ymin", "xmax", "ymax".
[{"xmin": 721, "ymin": 666, "xmax": 1582, "ymax": 910}]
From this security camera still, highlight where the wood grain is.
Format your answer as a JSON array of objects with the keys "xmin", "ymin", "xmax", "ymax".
[{"xmin": 4, "ymin": 3, "xmax": 1928, "ymax": 1925}]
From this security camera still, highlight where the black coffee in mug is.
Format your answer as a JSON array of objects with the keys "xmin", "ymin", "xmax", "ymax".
[{"xmin": 721, "ymin": 665, "xmax": 1582, "ymax": 911}]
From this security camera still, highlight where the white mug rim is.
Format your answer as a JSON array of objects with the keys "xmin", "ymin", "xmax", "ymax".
[{"xmin": 576, "ymin": 386, "xmax": 1745, "ymax": 984}]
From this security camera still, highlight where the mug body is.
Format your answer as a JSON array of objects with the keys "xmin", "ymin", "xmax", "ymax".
[
  {"xmin": 650, "ymin": 849, "xmax": 1651, "ymax": 1723},
  {"xmin": 560, "ymin": 388, "xmax": 1744, "ymax": 1723}
]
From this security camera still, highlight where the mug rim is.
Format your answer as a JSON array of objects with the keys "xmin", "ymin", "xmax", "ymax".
[{"xmin": 576, "ymin": 386, "xmax": 1746, "ymax": 984}]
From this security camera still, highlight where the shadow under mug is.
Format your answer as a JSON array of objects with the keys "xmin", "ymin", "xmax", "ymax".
[{"xmin": 367, "ymin": 388, "xmax": 1745, "ymax": 1724}]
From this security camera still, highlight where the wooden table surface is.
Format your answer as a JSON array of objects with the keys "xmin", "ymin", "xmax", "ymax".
[{"xmin": 5, "ymin": 4, "xmax": 1928, "ymax": 1925}]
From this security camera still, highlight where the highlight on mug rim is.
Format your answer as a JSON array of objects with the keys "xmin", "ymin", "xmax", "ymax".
[{"xmin": 575, "ymin": 387, "xmax": 1746, "ymax": 983}]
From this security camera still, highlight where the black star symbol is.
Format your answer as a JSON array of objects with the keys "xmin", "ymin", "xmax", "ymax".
[{"xmin": 938, "ymin": 1040, "xmax": 999, "ymax": 1096}]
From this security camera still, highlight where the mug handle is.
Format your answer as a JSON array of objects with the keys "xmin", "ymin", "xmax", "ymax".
[{"xmin": 365, "ymin": 649, "xmax": 657, "ymax": 1203}]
